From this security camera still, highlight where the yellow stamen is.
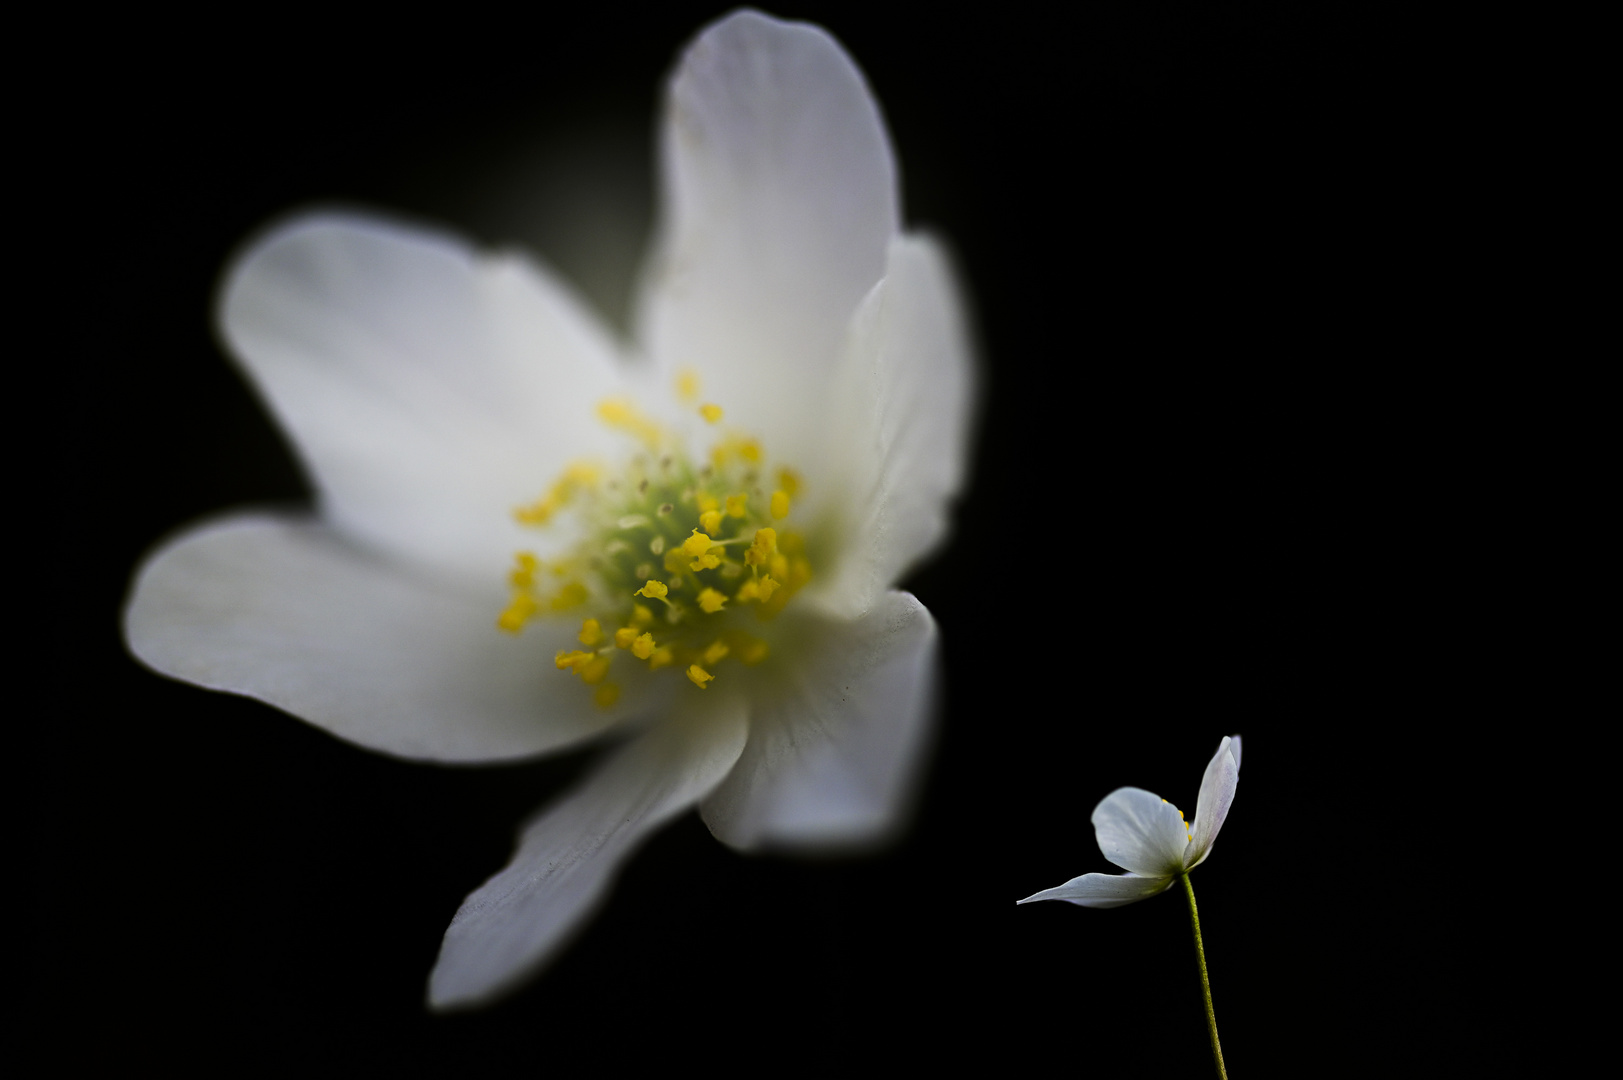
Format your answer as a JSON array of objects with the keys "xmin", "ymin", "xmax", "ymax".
[
  {"xmin": 681, "ymin": 530, "xmax": 714, "ymax": 558},
  {"xmin": 698, "ymin": 588, "xmax": 728, "ymax": 614},
  {"xmin": 745, "ymin": 527, "xmax": 777, "ymax": 567},
  {"xmin": 555, "ymin": 650, "xmax": 593, "ymax": 673},
  {"xmin": 739, "ymin": 638, "xmax": 770, "ymax": 665},
  {"xmin": 777, "ymin": 468, "xmax": 801, "ymax": 498},
  {"xmin": 649, "ymin": 646, "xmax": 676, "ymax": 671},
  {"xmin": 700, "ymin": 403, "xmax": 724, "ymax": 424},
  {"xmin": 497, "ymin": 592, "xmax": 537, "ymax": 633},
  {"xmin": 676, "ymin": 369, "xmax": 700, "ymax": 402},
  {"xmin": 614, "ymin": 626, "xmax": 639, "ymax": 649},
  {"xmin": 770, "ymin": 490, "xmax": 790, "ymax": 519},
  {"xmin": 635, "ymin": 580, "xmax": 668, "ymax": 599},
  {"xmin": 580, "ymin": 655, "xmax": 611, "ymax": 684},
  {"xmin": 578, "ymin": 618, "xmax": 604, "ymax": 647},
  {"xmin": 632, "ymin": 632, "xmax": 656, "ymax": 660},
  {"xmin": 725, "ymin": 494, "xmax": 748, "ymax": 518},
  {"xmin": 687, "ymin": 664, "xmax": 714, "ymax": 689},
  {"xmin": 700, "ymin": 509, "xmax": 723, "ymax": 535},
  {"xmin": 594, "ymin": 682, "xmax": 621, "ymax": 709},
  {"xmin": 702, "ymin": 640, "xmax": 730, "ymax": 666},
  {"xmin": 631, "ymin": 604, "xmax": 654, "ymax": 628},
  {"xmin": 757, "ymin": 575, "xmax": 780, "ymax": 601},
  {"xmin": 735, "ymin": 580, "xmax": 760, "ymax": 602},
  {"xmin": 550, "ymin": 582, "xmax": 589, "ymax": 610}
]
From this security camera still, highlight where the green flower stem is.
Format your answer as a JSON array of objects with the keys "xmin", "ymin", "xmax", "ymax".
[{"xmin": 1180, "ymin": 872, "xmax": 1228, "ymax": 1079}]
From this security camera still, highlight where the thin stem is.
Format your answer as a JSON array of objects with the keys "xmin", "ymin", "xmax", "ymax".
[{"xmin": 1180, "ymin": 872, "xmax": 1228, "ymax": 1079}]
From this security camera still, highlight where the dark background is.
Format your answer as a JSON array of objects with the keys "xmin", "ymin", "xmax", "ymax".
[{"xmin": 47, "ymin": 4, "xmax": 1464, "ymax": 1073}]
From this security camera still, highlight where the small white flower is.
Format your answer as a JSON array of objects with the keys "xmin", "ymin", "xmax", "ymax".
[
  {"xmin": 1019, "ymin": 736, "xmax": 1241, "ymax": 907},
  {"xmin": 124, "ymin": 10, "xmax": 973, "ymax": 1009}
]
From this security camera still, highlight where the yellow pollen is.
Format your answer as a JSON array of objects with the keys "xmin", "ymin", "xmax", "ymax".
[
  {"xmin": 777, "ymin": 468, "xmax": 801, "ymax": 498},
  {"xmin": 497, "ymin": 592, "xmax": 536, "ymax": 633},
  {"xmin": 578, "ymin": 618, "xmax": 604, "ymax": 647},
  {"xmin": 698, "ymin": 494, "xmax": 719, "ymax": 514},
  {"xmin": 770, "ymin": 490, "xmax": 790, "ymax": 519},
  {"xmin": 555, "ymin": 650, "xmax": 593, "ymax": 673},
  {"xmin": 550, "ymin": 582, "xmax": 589, "ymax": 610},
  {"xmin": 725, "ymin": 494, "xmax": 748, "ymax": 518},
  {"xmin": 698, "ymin": 588, "xmax": 728, "ymax": 614},
  {"xmin": 635, "ymin": 580, "xmax": 668, "ymax": 599},
  {"xmin": 649, "ymin": 646, "xmax": 676, "ymax": 671},
  {"xmin": 631, "ymin": 604, "xmax": 654, "ymax": 628},
  {"xmin": 757, "ymin": 575, "xmax": 780, "ymax": 601},
  {"xmin": 745, "ymin": 527, "xmax": 777, "ymax": 567},
  {"xmin": 700, "ymin": 403, "xmax": 724, "ymax": 424},
  {"xmin": 509, "ymin": 551, "xmax": 538, "ymax": 588},
  {"xmin": 594, "ymin": 682, "xmax": 621, "ymax": 709},
  {"xmin": 735, "ymin": 580, "xmax": 759, "ymax": 602},
  {"xmin": 681, "ymin": 530, "xmax": 714, "ymax": 558},
  {"xmin": 689, "ymin": 551, "xmax": 721, "ymax": 572},
  {"xmin": 614, "ymin": 627, "xmax": 639, "ymax": 649},
  {"xmin": 632, "ymin": 632, "xmax": 656, "ymax": 660},
  {"xmin": 676, "ymin": 369, "xmax": 700, "ymax": 402},
  {"xmin": 739, "ymin": 440, "xmax": 761, "ymax": 464},
  {"xmin": 687, "ymin": 664, "xmax": 714, "ymax": 689},
  {"xmin": 580, "ymin": 655, "xmax": 612, "ymax": 684},
  {"xmin": 702, "ymin": 640, "xmax": 730, "ymax": 665},
  {"xmin": 700, "ymin": 509, "xmax": 723, "ymax": 535}
]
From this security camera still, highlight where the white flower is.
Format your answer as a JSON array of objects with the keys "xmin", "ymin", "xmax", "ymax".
[
  {"xmin": 123, "ymin": 11, "xmax": 973, "ymax": 1010},
  {"xmin": 1018, "ymin": 736, "xmax": 1241, "ymax": 907}
]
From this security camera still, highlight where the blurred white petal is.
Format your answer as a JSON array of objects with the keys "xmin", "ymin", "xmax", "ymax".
[
  {"xmin": 638, "ymin": 9, "xmax": 898, "ymax": 475},
  {"xmin": 220, "ymin": 212, "xmax": 630, "ymax": 583},
  {"xmin": 813, "ymin": 235, "xmax": 977, "ymax": 619},
  {"xmin": 125, "ymin": 514, "xmax": 629, "ymax": 762},
  {"xmin": 429, "ymin": 693, "xmax": 748, "ymax": 1009},
  {"xmin": 700, "ymin": 591, "xmax": 937, "ymax": 852}
]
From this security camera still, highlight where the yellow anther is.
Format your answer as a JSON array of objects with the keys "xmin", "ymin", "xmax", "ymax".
[
  {"xmin": 735, "ymin": 580, "xmax": 760, "ymax": 602},
  {"xmin": 687, "ymin": 664, "xmax": 714, "ymax": 689},
  {"xmin": 580, "ymin": 654, "xmax": 612, "ymax": 685},
  {"xmin": 725, "ymin": 494, "xmax": 748, "ymax": 518},
  {"xmin": 676, "ymin": 369, "xmax": 700, "ymax": 402},
  {"xmin": 769, "ymin": 553, "xmax": 789, "ymax": 580},
  {"xmin": 663, "ymin": 549, "xmax": 689, "ymax": 574},
  {"xmin": 509, "ymin": 551, "xmax": 539, "ymax": 588},
  {"xmin": 594, "ymin": 682, "xmax": 621, "ymax": 709},
  {"xmin": 632, "ymin": 632, "xmax": 656, "ymax": 660},
  {"xmin": 682, "ymin": 530, "xmax": 714, "ymax": 558},
  {"xmin": 770, "ymin": 490, "xmax": 790, "ymax": 519},
  {"xmin": 739, "ymin": 639, "xmax": 770, "ymax": 665},
  {"xmin": 550, "ymin": 582, "xmax": 589, "ymax": 610},
  {"xmin": 739, "ymin": 439, "xmax": 762, "ymax": 464},
  {"xmin": 700, "ymin": 509, "xmax": 723, "ymax": 535},
  {"xmin": 689, "ymin": 551, "xmax": 721, "ymax": 572},
  {"xmin": 649, "ymin": 646, "xmax": 676, "ymax": 671},
  {"xmin": 631, "ymin": 604, "xmax": 654, "ymax": 628},
  {"xmin": 789, "ymin": 557, "xmax": 812, "ymax": 588},
  {"xmin": 698, "ymin": 494, "xmax": 719, "ymax": 514},
  {"xmin": 698, "ymin": 588, "xmax": 728, "ymax": 614},
  {"xmin": 703, "ymin": 640, "xmax": 730, "ymax": 666},
  {"xmin": 614, "ymin": 627, "xmax": 639, "ymax": 649},
  {"xmin": 578, "ymin": 618, "xmax": 604, "ymax": 647},
  {"xmin": 745, "ymin": 527, "xmax": 777, "ymax": 567},
  {"xmin": 597, "ymin": 397, "xmax": 634, "ymax": 425},
  {"xmin": 554, "ymin": 650, "xmax": 593, "ymax": 673},
  {"xmin": 635, "ymin": 580, "xmax": 668, "ymax": 599},
  {"xmin": 700, "ymin": 403, "xmax": 724, "ymax": 424},
  {"xmin": 777, "ymin": 468, "xmax": 802, "ymax": 498},
  {"xmin": 497, "ymin": 592, "xmax": 537, "ymax": 633},
  {"xmin": 757, "ymin": 575, "xmax": 780, "ymax": 601}
]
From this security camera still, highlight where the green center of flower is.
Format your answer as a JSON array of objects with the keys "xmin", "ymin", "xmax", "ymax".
[{"xmin": 495, "ymin": 376, "xmax": 812, "ymax": 708}]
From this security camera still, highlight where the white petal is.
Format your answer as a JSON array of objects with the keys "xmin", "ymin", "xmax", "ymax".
[
  {"xmin": 428, "ymin": 693, "xmax": 748, "ymax": 1009},
  {"xmin": 699, "ymin": 591, "xmax": 937, "ymax": 852},
  {"xmin": 811, "ymin": 235, "xmax": 976, "ymax": 618},
  {"xmin": 1092, "ymin": 787, "xmax": 1193, "ymax": 877},
  {"xmin": 637, "ymin": 10, "xmax": 898, "ymax": 472},
  {"xmin": 1186, "ymin": 735, "xmax": 1241, "ymax": 871},
  {"xmin": 124, "ymin": 514, "xmax": 633, "ymax": 763},
  {"xmin": 1017, "ymin": 872, "xmax": 1174, "ymax": 909},
  {"xmin": 219, "ymin": 211, "xmax": 630, "ymax": 583}
]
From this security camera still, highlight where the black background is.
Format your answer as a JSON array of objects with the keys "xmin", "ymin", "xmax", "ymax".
[{"xmin": 47, "ymin": 4, "xmax": 1464, "ymax": 1074}]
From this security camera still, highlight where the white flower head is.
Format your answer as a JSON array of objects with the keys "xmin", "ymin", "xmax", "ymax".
[
  {"xmin": 1019, "ymin": 736, "xmax": 1242, "ymax": 908},
  {"xmin": 123, "ymin": 10, "xmax": 974, "ymax": 1009}
]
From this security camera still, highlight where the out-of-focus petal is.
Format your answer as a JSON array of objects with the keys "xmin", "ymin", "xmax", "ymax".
[
  {"xmin": 1092, "ymin": 787, "xmax": 1193, "ymax": 877},
  {"xmin": 1186, "ymin": 735, "xmax": 1240, "ymax": 870},
  {"xmin": 1017, "ymin": 872, "xmax": 1174, "ymax": 909},
  {"xmin": 699, "ymin": 591, "xmax": 936, "ymax": 852},
  {"xmin": 124, "ymin": 514, "xmax": 633, "ymax": 763},
  {"xmin": 219, "ymin": 211, "xmax": 629, "ymax": 583},
  {"xmin": 427, "ymin": 693, "xmax": 749, "ymax": 1010},
  {"xmin": 637, "ymin": 9, "xmax": 898, "ymax": 473},
  {"xmin": 811, "ymin": 235, "xmax": 976, "ymax": 618}
]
